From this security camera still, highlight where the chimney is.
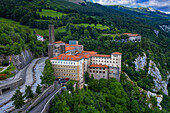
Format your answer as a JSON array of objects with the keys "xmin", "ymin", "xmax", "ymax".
[
  {"xmin": 48, "ymin": 24, "xmax": 55, "ymax": 59},
  {"xmin": 49, "ymin": 24, "xmax": 54, "ymax": 45}
]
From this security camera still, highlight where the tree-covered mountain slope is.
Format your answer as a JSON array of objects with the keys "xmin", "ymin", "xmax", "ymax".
[
  {"xmin": 66, "ymin": 0, "xmax": 85, "ymax": 4},
  {"xmin": 109, "ymin": 5, "xmax": 170, "ymax": 19},
  {"xmin": 108, "ymin": 5, "xmax": 170, "ymax": 32},
  {"xmin": 0, "ymin": 0, "xmax": 169, "ymax": 112}
]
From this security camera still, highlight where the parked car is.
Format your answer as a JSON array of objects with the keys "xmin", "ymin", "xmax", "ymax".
[
  {"xmin": 59, "ymin": 80, "xmax": 67, "ymax": 84},
  {"xmin": 64, "ymin": 78, "xmax": 70, "ymax": 81},
  {"xmin": 59, "ymin": 78, "xmax": 64, "ymax": 81},
  {"xmin": 55, "ymin": 78, "xmax": 59, "ymax": 81}
]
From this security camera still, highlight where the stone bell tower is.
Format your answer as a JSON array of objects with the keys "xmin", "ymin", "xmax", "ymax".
[{"xmin": 48, "ymin": 24, "xmax": 55, "ymax": 59}]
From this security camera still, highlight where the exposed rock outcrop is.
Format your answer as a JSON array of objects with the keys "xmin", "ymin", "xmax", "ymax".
[
  {"xmin": 134, "ymin": 53, "xmax": 147, "ymax": 71},
  {"xmin": 5, "ymin": 50, "xmax": 33, "ymax": 73},
  {"xmin": 147, "ymin": 91, "xmax": 163, "ymax": 110},
  {"xmin": 134, "ymin": 53, "xmax": 169, "ymax": 95},
  {"xmin": 148, "ymin": 60, "xmax": 169, "ymax": 95},
  {"xmin": 124, "ymin": 73, "xmax": 163, "ymax": 110}
]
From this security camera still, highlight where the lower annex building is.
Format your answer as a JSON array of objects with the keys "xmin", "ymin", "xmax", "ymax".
[{"xmin": 50, "ymin": 40, "xmax": 122, "ymax": 88}]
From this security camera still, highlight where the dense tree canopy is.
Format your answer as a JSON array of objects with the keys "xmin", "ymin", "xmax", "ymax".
[
  {"xmin": 40, "ymin": 59, "xmax": 55, "ymax": 86},
  {"xmin": 50, "ymin": 74, "xmax": 162, "ymax": 113}
]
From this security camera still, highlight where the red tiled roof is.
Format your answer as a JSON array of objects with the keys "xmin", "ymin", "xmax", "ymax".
[
  {"xmin": 51, "ymin": 54, "xmax": 83, "ymax": 61},
  {"xmin": 89, "ymin": 64, "xmax": 108, "ymax": 68},
  {"xmin": 66, "ymin": 44, "xmax": 82, "ymax": 47},
  {"xmin": 65, "ymin": 47, "xmax": 75, "ymax": 51},
  {"xmin": 112, "ymin": 52, "xmax": 122, "ymax": 55},
  {"xmin": 81, "ymin": 51, "xmax": 97, "ymax": 55},
  {"xmin": 91, "ymin": 54, "xmax": 111, "ymax": 57},
  {"xmin": 77, "ymin": 54, "xmax": 90, "ymax": 59},
  {"xmin": 123, "ymin": 33, "xmax": 140, "ymax": 37},
  {"xmin": 55, "ymin": 41, "xmax": 65, "ymax": 44}
]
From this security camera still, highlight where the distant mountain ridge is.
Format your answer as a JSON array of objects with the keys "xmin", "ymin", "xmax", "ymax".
[
  {"xmin": 108, "ymin": 5, "xmax": 170, "ymax": 19},
  {"xmin": 66, "ymin": 0, "xmax": 85, "ymax": 4}
]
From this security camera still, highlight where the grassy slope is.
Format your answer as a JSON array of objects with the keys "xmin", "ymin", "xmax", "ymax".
[
  {"xmin": 56, "ymin": 23, "xmax": 109, "ymax": 32},
  {"xmin": 74, "ymin": 23, "xmax": 109, "ymax": 30},
  {"xmin": 37, "ymin": 9, "xmax": 67, "ymax": 18},
  {"xmin": 1, "ymin": 12, "xmax": 109, "ymax": 35},
  {"xmin": 0, "ymin": 68, "xmax": 4, "ymax": 71},
  {"xmin": 0, "ymin": 63, "xmax": 16, "ymax": 80},
  {"xmin": 0, "ymin": 17, "xmax": 55, "ymax": 36}
]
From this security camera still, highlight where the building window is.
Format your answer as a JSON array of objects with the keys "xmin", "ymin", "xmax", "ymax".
[
  {"xmin": 93, "ymin": 71, "xmax": 95, "ymax": 73},
  {"xmin": 100, "ymin": 71, "xmax": 102, "ymax": 73},
  {"xmin": 103, "ymin": 76, "xmax": 105, "ymax": 78},
  {"xmin": 103, "ymin": 71, "xmax": 105, "ymax": 74},
  {"xmin": 96, "ymin": 71, "xmax": 98, "ymax": 73}
]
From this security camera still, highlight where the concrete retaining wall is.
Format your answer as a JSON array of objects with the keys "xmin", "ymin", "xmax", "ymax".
[
  {"xmin": 41, "ymin": 88, "xmax": 62, "ymax": 113},
  {"xmin": 25, "ymin": 84, "xmax": 55, "ymax": 112},
  {"xmin": 0, "ymin": 78, "xmax": 23, "ymax": 95}
]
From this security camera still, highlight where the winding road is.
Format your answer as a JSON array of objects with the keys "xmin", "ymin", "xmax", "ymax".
[
  {"xmin": 0, "ymin": 57, "xmax": 47, "ymax": 113},
  {"xmin": 29, "ymin": 81, "xmax": 61, "ymax": 113}
]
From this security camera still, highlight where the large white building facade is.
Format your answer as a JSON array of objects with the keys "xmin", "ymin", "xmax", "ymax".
[
  {"xmin": 50, "ymin": 41, "xmax": 122, "ymax": 88},
  {"xmin": 51, "ymin": 54, "xmax": 84, "ymax": 88}
]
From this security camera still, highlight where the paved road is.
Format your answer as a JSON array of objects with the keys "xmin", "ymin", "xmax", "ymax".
[
  {"xmin": 29, "ymin": 81, "xmax": 61, "ymax": 113},
  {"xmin": 0, "ymin": 58, "xmax": 42, "ymax": 113},
  {"xmin": 0, "ymin": 65, "xmax": 29, "ymax": 112},
  {"xmin": 0, "ymin": 65, "xmax": 10, "ymax": 73}
]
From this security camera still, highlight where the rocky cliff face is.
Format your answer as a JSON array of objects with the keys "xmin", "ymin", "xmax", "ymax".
[
  {"xmin": 124, "ymin": 73, "xmax": 163, "ymax": 110},
  {"xmin": 134, "ymin": 53, "xmax": 169, "ymax": 95},
  {"xmin": 148, "ymin": 60, "xmax": 169, "ymax": 95},
  {"xmin": 134, "ymin": 53, "xmax": 147, "ymax": 71},
  {"xmin": 6, "ymin": 50, "xmax": 33, "ymax": 73}
]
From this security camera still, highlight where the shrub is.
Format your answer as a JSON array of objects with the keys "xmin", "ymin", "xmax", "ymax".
[
  {"xmin": 0, "ymin": 74, "xmax": 7, "ymax": 80},
  {"xmin": 2, "ymin": 60, "xmax": 9, "ymax": 66}
]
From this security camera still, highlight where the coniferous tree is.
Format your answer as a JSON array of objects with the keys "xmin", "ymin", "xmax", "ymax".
[
  {"xmin": 36, "ymin": 84, "xmax": 42, "ymax": 94},
  {"xmin": 24, "ymin": 85, "xmax": 33, "ymax": 99},
  {"xmin": 11, "ymin": 88, "xmax": 24, "ymax": 109}
]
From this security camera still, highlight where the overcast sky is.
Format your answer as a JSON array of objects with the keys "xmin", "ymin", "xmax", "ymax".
[{"xmin": 89, "ymin": 0, "xmax": 170, "ymax": 14}]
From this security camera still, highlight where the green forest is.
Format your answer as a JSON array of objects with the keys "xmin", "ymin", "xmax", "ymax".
[
  {"xmin": 50, "ymin": 73, "xmax": 164, "ymax": 113},
  {"xmin": 0, "ymin": 0, "xmax": 169, "ymax": 112}
]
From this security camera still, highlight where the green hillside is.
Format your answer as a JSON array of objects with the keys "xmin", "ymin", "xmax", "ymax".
[
  {"xmin": 0, "ymin": 0, "xmax": 169, "ymax": 112},
  {"xmin": 66, "ymin": 0, "xmax": 85, "ymax": 4},
  {"xmin": 108, "ymin": 5, "xmax": 170, "ymax": 26},
  {"xmin": 37, "ymin": 9, "xmax": 67, "ymax": 18}
]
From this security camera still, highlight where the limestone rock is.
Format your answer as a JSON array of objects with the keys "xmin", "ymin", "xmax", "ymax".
[
  {"xmin": 147, "ymin": 91, "xmax": 163, "ymax": 110},
  {"xmin": 134, "ymin": 53, "xmax": 147, "ymax": 71},
  {"xmin": 148, "ymin": 60, "xmax": 169, "ymax": 95}
]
